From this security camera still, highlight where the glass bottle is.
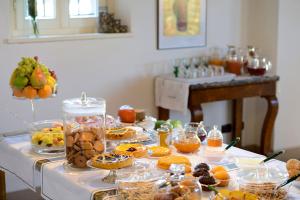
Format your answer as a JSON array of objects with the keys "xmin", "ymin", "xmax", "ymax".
[
  {"xmin": 157, "ymin": 126, "xmax": 171, "ymax": 148},
  {"xmin": 225, "ymin": 45, "xmax": 243, "ymax": 75},
  {"xmin": 207, "ymin": 125, "xmax": 223, "ymax": 148},
  {"xmin": 63, "ymin": 92, "xmax": 106, "ymax": 168},
  {"xmin": 208, "ymin": 47, "xmax": 224, "ymax": 67},
  {"xmin": 197, "ymin": 121, "xmax": 207, "ymax": 142}
]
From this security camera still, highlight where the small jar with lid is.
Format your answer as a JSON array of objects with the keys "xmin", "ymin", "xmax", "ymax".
[
  {"xmin": 225, "ymin": 45, "xmax": 244, "ymax": 75},
  {"xmin": 207, "ymin": 125, "xmax": 223, "ymax": 148},
  {"xmin": 173, "ymin": 123, "xmax": 201, "ymax": 153},
  {"xmin": 63, "ymin": 92, "xmax": 106, "ymax": 168}
]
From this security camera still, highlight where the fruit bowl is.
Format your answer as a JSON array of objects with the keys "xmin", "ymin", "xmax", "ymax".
[
  {"xmin": 10, "ymin": 57, "xmax": 58, "ymax": 100},
  {"xmin": 31, "ymin": 120, "xmax": 64, "ymax": 155}
]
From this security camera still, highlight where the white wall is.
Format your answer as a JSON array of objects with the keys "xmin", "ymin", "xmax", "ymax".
[
  {"xmin": 0, "ymin": 0, "xmax": 244, "ymax": 193},
  {"xmin": 239, "ymin": 0, "xmax": 279, "ymax": 147},
  {"xmin": 274, "ymin": 0, "xmax": 300, "ymax": 150}
]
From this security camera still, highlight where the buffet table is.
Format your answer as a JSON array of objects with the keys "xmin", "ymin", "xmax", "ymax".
[{"xmin": 1, "ymin": 132, "xmax": 300, "ymax": 200}]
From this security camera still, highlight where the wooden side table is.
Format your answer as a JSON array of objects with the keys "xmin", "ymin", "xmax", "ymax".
[{"xmin": 158, "ymin": 76, "xmax": 279, "ymax": 155}]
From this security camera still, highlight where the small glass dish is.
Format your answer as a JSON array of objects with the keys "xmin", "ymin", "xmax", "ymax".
[{"xmin": 30, "ymin": 119, "xmax": 64, "ymax": 155}]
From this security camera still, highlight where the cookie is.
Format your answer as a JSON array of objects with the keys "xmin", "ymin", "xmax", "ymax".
[
  {"xmin": 83, "ymin": 149, "xmax": 96, "ymax": 159},
  {"xmin": 80, "ymin": 142, "xmax": 93, "ymax": 150},
  {"xmin": 94, "ymin": 141, "xmax": 104, "ymax": 152},
  {"xmin": 66, "ymin": 136, "xmax": 74, "ymax": 147},
  {"xmin": 79, "ymin": 131, "xmax": 95, "ymax": 142},
  {"xmin": 74, "ymin": 155, "xmax": 87, "ymax": 168}
]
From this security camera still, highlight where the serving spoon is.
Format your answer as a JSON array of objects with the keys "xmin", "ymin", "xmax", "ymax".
[{"xmin": 259, "ymin": 150, "xmax": 285, "ymax": 164}]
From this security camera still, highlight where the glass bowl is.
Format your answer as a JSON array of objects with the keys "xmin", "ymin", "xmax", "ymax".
[
  {"xmin": 237, "ymin": 166, "xmax": 290, "ymax": 200},
  {"xmin": 30, "ymin": 119, "xmax": 64, "ymax": 155}
]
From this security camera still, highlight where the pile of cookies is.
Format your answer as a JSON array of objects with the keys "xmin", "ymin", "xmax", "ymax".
[{"xmin": 66, "ymin": 126, "xmax": 105, "ymax": 168}]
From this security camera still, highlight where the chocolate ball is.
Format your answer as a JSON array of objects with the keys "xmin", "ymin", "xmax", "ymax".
[
  {"xmin": 194, "ymin": 163, "xmax": 210, "ymax": 171},
  {"xmin": 193, "ymin": 168, "xmax": 210, "ymax": 177}
]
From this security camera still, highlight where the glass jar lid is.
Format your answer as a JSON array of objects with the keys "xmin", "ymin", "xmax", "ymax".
[
  {"xmin": 207, "ymin": 125, "xmax": 223, "ymax": 140},
  {"xmin": 62, "ymin": 92, "xmax": 106, "ymax": 116},
  {"xmin": 238, "ymin": 165, "xmax": 288, "ymax": 185}
]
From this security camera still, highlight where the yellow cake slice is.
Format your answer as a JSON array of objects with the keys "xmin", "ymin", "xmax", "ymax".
[
  {"xmin": 148, "ymin": 146, "xmax": 171, "ymax": 157},
  {"xmin": 157, "ymin": 155, "xmax": 191, "ymax": 173}
]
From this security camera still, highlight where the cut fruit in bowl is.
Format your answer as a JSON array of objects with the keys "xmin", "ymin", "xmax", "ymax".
[{"xmin": 30, "ymin": 119, "xmax": 64, "ymax": 155}]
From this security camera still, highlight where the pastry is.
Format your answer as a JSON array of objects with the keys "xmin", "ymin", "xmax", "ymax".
[
  {"xmin": 148, "ymin": 146, "xmax": 171, "ymax": 157},
  {"xmin": 157, "ymin": 155, "xmax": 191, "ymax": 173},
  {"xmin": 286, "ymin": 159, "xmax": 300, "ymax": 181},
  {"xmin": 91, "ymin": 153, "xmax": 133, "ymax": 170},
  {"xmin": 199, "ymin": 175, "xmax": 217, "ymax": 191},
  {"xmin": 105, "ymin": 127, "xmax": 136, "ymax": 140},
  {"xmin": 115, "ymin": 143, "xmax": 147, "ymax": 158}
]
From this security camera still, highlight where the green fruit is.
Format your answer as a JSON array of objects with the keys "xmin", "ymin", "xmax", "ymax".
[
  {"xmin": 9, "ymin": 69, "xmax": 17, "ymax": 87},
  {"xmin": 169, "ymin": 120, "xmax": 182, "ymax": 128},
  {"xmin": 154, "ymin": 120, "xmax": 166, "ymax": 130},
  {"xmin": 30, "ymin": 66, "xmax": 47, "ymax": 89},
  {"xmin": 13, "ymin": 76, "xmax": 28, "ymax": 89}
]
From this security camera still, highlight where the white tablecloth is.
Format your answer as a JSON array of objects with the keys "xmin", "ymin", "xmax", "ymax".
[
  {"xmin": 0, "ymin": 133, "xmax": 63, "ymax": 191},
  {"xmin": 40, "ymin": 145, "xmax": 300, "ymax": 200}
]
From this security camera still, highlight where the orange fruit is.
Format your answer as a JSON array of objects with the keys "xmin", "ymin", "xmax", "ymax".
[
  {"xmin": 214, "ymin": 170, "xmax": 230, "ymax": 180},
  {"xmin": 38, "ymin": 85, "xmax": 52, "ymax": 99},
  {"xmin": 13, "ymin": 88, "xmax": 24, "ymax": 98},
  {"xmin": 211, "ymin": 166, "xmax": 227, "ymax": 174},
  {"xmin": 23, "ymin": 86, "xmax": 37, "ymax": 99}
]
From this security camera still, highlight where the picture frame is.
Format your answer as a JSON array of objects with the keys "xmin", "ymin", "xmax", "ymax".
[{"xmin": 157, "ymin": 0, "xmax": 207, "ymax": 50}]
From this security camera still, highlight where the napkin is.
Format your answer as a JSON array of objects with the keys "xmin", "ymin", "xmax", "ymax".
[{"xmin": 155, "ymin": 76, "xmax": 190, "ymax": 113}]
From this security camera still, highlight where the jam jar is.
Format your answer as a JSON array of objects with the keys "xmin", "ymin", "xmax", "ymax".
[
  {"xmin": 207, "ymin": 125, "xmax": 223, "ymax": 148},
  {"xmin": 225, "ymin": 45, "xmax": 244, "ymax": 75},
  {"xmin": 63, "ymin": 92, "xmax": 106, "ymax": 168}
]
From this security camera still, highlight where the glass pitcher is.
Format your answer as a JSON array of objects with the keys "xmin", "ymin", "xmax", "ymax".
[
  {"xmin": 63, "ymin": 92, "xmax": 106, "ymax": 168},
  {"xmin": 173, "ymin": 123, "xmax": 201, "ymax": 153}
]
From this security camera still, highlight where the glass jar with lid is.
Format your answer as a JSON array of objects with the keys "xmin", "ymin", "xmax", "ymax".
[
  {"xmin": 63, "ymin": 92, "xmax": 106, "ymax": 168},
  {"xmin": 173, "ymin": 123, "xmax": 201, "ymax": 153},
  {"xmin": 226, "ymin": 45, "xmax": 244, "ymax": 75},
  {"xmin": 247, "ymin": 56, "xmax": 272, "ymax": 76},
  {"xmin": 207, "ymin": 125, "xmax": 223, "ymax": 148}
]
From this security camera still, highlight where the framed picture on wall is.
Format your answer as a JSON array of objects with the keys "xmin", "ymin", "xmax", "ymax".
[{"xmin": 157, "ymin": 0, "xmax": 207, "ymax": 49}]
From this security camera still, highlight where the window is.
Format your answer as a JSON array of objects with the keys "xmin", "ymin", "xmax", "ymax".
[
  {"xmin": 12, "ymin": 0, "xmax": 99, "ymax": 37},
  {"xmin": 69, "ymin": 0, "xmax": 97, "ymax": 18}
]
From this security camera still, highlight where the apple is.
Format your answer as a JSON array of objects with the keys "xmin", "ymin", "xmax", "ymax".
[{"xmin": 118, "ymin": 105, "xmax": 136, "ymax": 123}]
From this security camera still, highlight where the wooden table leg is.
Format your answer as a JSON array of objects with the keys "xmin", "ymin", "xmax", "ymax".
[
  {"xmin": 158, "ymin": 107, "xmax": 170, "ymax": 120},
  {"xmin": 232, "ymin": 99, "xmax": 243, "ymax": 148},
  {"xmin": 188, "ymin": 104, "xmax": 203, "ymax": 122},
  {"xmin": 261, "ymin": 96, "xmax": 278, "ymax": 155},
  {"xmin": 0, "ymin": 169, "xmax": 6, "ymax": 200}
]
